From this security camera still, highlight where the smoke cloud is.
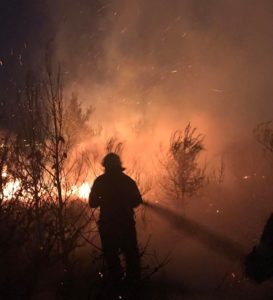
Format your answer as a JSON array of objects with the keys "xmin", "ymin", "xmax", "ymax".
[{"xmin": 47, "ymin": 0, "xmax": 273, "ymax": 156}]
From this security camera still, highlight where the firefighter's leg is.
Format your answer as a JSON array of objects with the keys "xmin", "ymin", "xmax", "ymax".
[
  {"xmin": 100, "ymin": 232, "xmax": 123, "ymax": 281},
  {"xmin": 122, "ymin": 225, "xmax": 141, "ymax": 280}
]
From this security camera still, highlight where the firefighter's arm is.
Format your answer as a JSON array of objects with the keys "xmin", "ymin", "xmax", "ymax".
[
  {"xmin": 131, "ymin": 181, "xmax": 143, "ymax": 208},
  {"xmin": 89, "ymin": 179, "xmax": 102, "ymax": 208}
]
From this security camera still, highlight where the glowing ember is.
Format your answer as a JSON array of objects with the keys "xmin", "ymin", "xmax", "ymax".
[
  {"xmin": 3, "ymin": 179, "xmax": 21, "ymax": 200},
  {"xmin": 2, "ymin": 166, "xmax": 7, "ymax": 178},
  {"xmin": 69, "ymin": 182, "xmax": 91, "ymax": 200},
  {"xmin": 78, "ymin": 182, "xmax": 91, "ymax": 199}
]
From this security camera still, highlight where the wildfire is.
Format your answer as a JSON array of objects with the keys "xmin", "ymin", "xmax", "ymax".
[
  {"xmin": 1, "ymin": 166, "xmax": 21, "ymax": 200},
  {"xmin": 1, "ymin": 166, "xmax": 92, "ymax": 201},
  {"xmin": 3, "ymin": 179, "xmax": 21, "ymax": 200},
  {"xmin": 69, "ymin": 182, "xmax": 91, "ymax": 200}
]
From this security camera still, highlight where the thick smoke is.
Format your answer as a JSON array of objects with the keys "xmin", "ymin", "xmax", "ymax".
[{"xmin": 48, "ymin": 0, "xmax": 273, "ymax": 157}]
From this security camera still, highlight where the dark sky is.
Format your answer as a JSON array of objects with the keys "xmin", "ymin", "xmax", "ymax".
[
  {"xmin": 0, "ymin": 0, "xmax": 53, "ymax": 128},
  {"xmin": 0, "ymin": 1, "xmax": 52, "ymax": 86}
]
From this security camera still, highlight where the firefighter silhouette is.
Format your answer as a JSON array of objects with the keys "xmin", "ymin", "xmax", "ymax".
[
  {"xmin": 245, "ymin": 213, "xmax": 273, "ymax": 283},
  {"xmin": 89, "ymin": 153, "xmax": 143, "ymax": 281}
]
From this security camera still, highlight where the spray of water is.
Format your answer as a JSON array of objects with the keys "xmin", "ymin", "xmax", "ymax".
[{"xmin": 143, "ymin": 201, "xmax": 246, "ymax": 262}]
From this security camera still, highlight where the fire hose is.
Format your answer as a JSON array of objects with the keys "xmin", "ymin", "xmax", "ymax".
[{"xmin": 142, "ymin": 201, "xmax": 273, "ymax": 283}]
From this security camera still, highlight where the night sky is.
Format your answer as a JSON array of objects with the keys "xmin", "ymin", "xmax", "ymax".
[
  {"xmin": 0, "ymin": 1, "xmax": 50, "ymax": 128},
  {"xmin": 0, "ymin": 1, "xmax": 51, "ymax": 83}
]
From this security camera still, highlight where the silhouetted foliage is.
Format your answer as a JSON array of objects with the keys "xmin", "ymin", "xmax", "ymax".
[
  {"xmin": 105, "ymin": 137, "xmax": 124, "ymax": 155},
  {"xmin": 64, "ymin": 92, "xmax": 93, "ymax": 145},
  {"xmin": 161, "ymin": 123, "xmax": 206, "ymax": 209},
  {"xmin": 208, "ymin": 156, "xmax": 225, "ymax": 185},
  {"xmin": 0, "ymin": 65, "xmax": 97, "ymax": 299},
  {"xmin": 254, "ymin": 121, "xmax": 273, "ymax": 155}
]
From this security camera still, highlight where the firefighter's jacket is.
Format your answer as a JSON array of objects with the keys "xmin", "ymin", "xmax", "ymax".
[{"xmin": 89, "ymin": 170, "xmax": 143, "ymax": 228}]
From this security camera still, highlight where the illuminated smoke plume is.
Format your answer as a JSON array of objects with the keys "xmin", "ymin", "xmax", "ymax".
[{"xmin": 48, "ymin": 0, "xmax": 273, "ymax": 155}]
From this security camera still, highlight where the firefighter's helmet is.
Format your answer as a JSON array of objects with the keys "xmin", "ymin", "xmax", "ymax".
[{"xmin": 102, "ymin": 153, "xmax": 125, "ymax": 171}]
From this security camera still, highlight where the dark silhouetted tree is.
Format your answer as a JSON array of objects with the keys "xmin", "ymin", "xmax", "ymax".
[{"xmin": 161, "ymin": 123, "xmax": 206, "ymax": 209}]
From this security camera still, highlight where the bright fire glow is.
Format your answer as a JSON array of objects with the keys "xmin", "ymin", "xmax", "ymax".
[
  {"xmin": 78, "ymin": 182, "xmax": 91, "ymax": 199},
  {"xmin": 1, "ymin": 166, "xmax": 22, "ymax": 200},
  {"xmin": 3, "ymin": 179, "xmax": 21, "ymax": 200},
  {"xmin": 69, "ymin": 182, "xmax": 91, "ymax": 200},
  {"xmin": 1, "ymin": 166, "xmax": 92, "ymax": 201}
]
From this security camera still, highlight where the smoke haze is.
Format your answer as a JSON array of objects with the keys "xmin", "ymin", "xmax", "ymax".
[{"xmin": 48, "ymin": 0, "xmax": 273, "ymax": 153}]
